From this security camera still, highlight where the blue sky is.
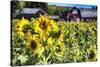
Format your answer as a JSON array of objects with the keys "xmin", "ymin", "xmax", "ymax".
[{"xmin": 48, "ymin": 3, "xmax": 97, "ymax": 8}]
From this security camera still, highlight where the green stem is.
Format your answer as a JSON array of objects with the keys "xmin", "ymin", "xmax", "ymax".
[{"xmin": 46, "ymin": 46, "xmax": 56, "ymax": 62}]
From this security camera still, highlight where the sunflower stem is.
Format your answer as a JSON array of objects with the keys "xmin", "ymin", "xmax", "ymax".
[{"xmin": 46, "ymin": 46, "xmax": 56, "ymax": 62}]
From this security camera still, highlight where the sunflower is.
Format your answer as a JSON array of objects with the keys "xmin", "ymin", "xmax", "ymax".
[
  {"xmin": 16, "ymin": 17, "xmax": 29, "ymax": 28},
  {"xmin": 54, "ymin": 40, "xmax": 65, "ymax": 60},
  {"xmin": 34, "ymin": 15, "xmax": 59, "ymax": 40},
  {"xmin": 15, "ymin": 17, "xmax": 29, "ymax": 37},
  {"xmin": 88, "ymin": 50, "xmax": 97, "ymax": 61},
  {"xmin": 46, "ymin": 37, "xmax": 55, "ymax": 49},
  {"xmin": 26, "ymin": 35, "xmax": 44, "ymax": 57},
  {"xmin": 87, "ymin": 44, "xmax": 97, "ymax": 61}
]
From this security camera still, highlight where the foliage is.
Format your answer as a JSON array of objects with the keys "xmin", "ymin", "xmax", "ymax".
[
  {"xmin": 11, "ymin": 15, "xmax": 97, "ymax": 66},
  {"xmin": 11, "ymin": 1, "xmax": 48, "ymax": 18},
  {"xmin": 11, "ymin": 0, "xmax": 26, "ymax": 18},
  {"xmin": 11, "ymin": 1, "xmax": 70, "ymax": 18},
  {"xmin": 25, "ymin": 1, "xmax": 48, "ymax": 12},
  {"xmin": 47, "ymin": 5, "xmax": 70, "ymax": 15}
]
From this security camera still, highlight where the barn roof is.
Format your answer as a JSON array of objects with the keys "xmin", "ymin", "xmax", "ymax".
[
  {"xmin": 80, "ymin": 9, "xmax": 97, "ymax": 18},
  {"xmin": 20, "ymin": 8, "xmax": 45, "ymax": 14}
]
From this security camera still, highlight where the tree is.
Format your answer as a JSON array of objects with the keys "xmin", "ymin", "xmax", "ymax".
[
  {"xmin": 25, "ymin": 1, "xmax": 48, "ymax": 12},
  {"xmin": 11, "ymin": 0, "xmax": 26, "ymax": 18}
]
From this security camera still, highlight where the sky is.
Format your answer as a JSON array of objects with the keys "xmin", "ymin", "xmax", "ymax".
[{"xmin": 48, "ymin": 2, "xmax": 97, "ymax": 8}]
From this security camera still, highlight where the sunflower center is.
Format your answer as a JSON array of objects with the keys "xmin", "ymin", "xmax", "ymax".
[
  {"xmin": 22, "ymin": 29, "xmax": 27, "ymax": 34},
  {"xmin": 39, "ymin": 21, "xmax": 48, "ymax": 29},
  {"xmin": 30, "ymin": 40, "xmax": 37, "ymax": 49}
]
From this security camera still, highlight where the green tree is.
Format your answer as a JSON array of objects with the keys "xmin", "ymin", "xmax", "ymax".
[
  {"xmin": 25, "ymin": 2, "xmax": 48, "ymax": 12},
  {"xmin": 11, "ymin": 0, "xmax": 26, "ymax": 18}
]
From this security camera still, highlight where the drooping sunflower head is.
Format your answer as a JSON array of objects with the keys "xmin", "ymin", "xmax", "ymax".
[
  {"xmin": 54, "ymin": 42, "xmax": 65, "ymax": 59},
  {"xmin": 87, "ymin": 44, "xmax": 97, "ymax": 61},
  {"xmin": 56, "ymin": 45, "xmax": 62, "ymax": 52},
  {"xmin": 88, "ymin": 50, "xmax": 97, "ymax": 61}
]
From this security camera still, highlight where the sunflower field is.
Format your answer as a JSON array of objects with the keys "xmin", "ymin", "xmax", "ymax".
[{"xmin": 11, "ymin": 15, "xmax": 97, "ymax": 66}]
